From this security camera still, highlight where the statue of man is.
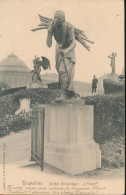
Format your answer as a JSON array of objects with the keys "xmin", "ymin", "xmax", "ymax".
[
  {"xmin": 46, "ymin": 10, "xmax": 76, "ymax": 101},
  {"xmin": 108, "ymin": 52, "xmax": 117, "ymax": 74}
]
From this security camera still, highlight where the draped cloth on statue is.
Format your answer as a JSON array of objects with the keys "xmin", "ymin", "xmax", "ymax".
[
  {"xmin": 110, "ymin": 57, "xmax": 115, "ymax": 74},
  {"xmin": 54, "ymin": 21, "xmax": 76, "ymax": 92}
]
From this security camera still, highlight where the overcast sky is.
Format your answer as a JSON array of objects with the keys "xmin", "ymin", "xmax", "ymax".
[{"xmin": 0, "ymin": 0, "xmax": 124, "ymax": 83}]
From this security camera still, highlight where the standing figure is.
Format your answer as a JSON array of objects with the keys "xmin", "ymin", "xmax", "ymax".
[
  {"xmin": 31, "ymin": 57, "xmax": 42, "ymax": 82},
  {"xmin": 92, "ymin": 75, "xmax": 98, "ymax": 93},
  {"xmin": 46, "ymin": 10, "xmax": 76, "ymax": 101},
  {"xmin": 108, "ymin": 52, "xmax": 117, "ymax": 74},
  {"xmin": 31, "ymin": 56, "xmax": 50, "ymax": 83}
]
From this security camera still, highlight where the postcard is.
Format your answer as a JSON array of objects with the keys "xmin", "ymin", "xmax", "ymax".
[{"xmin": 0, "ymin": 0, "xmax": 125, "ymax": 194}]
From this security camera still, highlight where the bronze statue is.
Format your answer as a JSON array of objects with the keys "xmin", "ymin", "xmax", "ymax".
[
  {"xmin": 108, "ymin": 52, "xmax": 117, "ymax": 74},
  {"xmin": 46, "ymin": 10, "xmax": 76, "ymax": 101},
  {"xmin": 31, "ymin": 56, "xmax": 50, "ymax": 82}
]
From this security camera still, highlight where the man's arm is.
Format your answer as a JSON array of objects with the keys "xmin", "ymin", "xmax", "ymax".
[
  {"xmin": 108, "ymin": 54, "xmax": 112, "ymax": 58},
  {"xmin": 46, "ymin": 32, "xmax": 53, "ymax": 47},
  {"xmin": 64, "ymin": 39, "xmax": 76, "ymax": 54},
  {"xmin": 46, "ymin": 21, "xmax": 54, "ymax": 47}
]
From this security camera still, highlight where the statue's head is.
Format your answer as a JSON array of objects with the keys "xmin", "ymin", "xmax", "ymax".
[
  {"xmin": 112, "ymin": 52, "xmax": 117, "ymax": 57},
  {"xmin": 33, "ymin": 57, "xmax": 40, "ymax": 64},
  {"xmin": 54, "ymin": 10, "xmax": 65, "ymax": 26}
]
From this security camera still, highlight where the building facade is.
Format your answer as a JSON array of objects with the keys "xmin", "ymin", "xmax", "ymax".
[{"xmin": 0, "ymin": 53, "xmax": 32, "ymax": 89}]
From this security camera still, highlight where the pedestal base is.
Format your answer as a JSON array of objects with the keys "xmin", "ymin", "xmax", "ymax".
[
  {"xmin": 43, "ymin": 100, "xmax": 101, "ymax": 175},
  {"xmin": 45, "ymin": 142, "xmax": 101, "ymax": 175},
  {"xmin": 107, "ymin": 73, "xmax": 119, "ymax": 82}
]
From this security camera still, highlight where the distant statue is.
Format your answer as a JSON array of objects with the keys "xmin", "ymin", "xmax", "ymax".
[
  {"xmin": 31, "ymin": 57, "xmax": 41, "ymax": 82},
  {"xmin": 108, "ymin": 52, "xmax": 117, "ymax": 74},
  {"xmin": 31, "ymin": 56, "xmax": 51, "ymax": 82}
]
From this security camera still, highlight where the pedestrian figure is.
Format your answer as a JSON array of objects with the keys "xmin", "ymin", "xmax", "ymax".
[{"xmin": 92, "ymin": 75, "xmax": 98, "ymax": 93}]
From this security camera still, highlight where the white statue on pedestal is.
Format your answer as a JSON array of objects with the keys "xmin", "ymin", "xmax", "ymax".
[{"xmin": 108, "ymin": 52, "xmax": 117, "ymax": 74}]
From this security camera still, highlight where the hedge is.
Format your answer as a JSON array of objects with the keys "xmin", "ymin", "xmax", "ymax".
[
  {"xmin": 0, "ymin": 112, "xmax": 31, "ymax": 137},
  {"xmin": 83, "ymin": 93, "xmax": 125, "ymax": 144},
  {"xmin": 103, "ymin": 79, "xmax": 125, "ymax": 94},
  {"xmin": 0, "ymin": 86, "xmax": 26, "ymax": 97},
  {"xmin": 0, "ymin": 88, "xmax": 61, "ymax": 136},
  {"xmin": 0, "ymin": 88, "xmax": 61, "ymax": 119}
]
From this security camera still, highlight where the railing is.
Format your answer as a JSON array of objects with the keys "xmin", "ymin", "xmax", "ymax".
[{"xmin": 31, "ymin": 105, "xmax": 45, "ymax": 171}]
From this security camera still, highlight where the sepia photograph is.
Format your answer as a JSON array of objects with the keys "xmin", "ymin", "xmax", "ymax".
[{"xmin": 0, "ymin": 0, "xmax": 125, "ymax": 194}]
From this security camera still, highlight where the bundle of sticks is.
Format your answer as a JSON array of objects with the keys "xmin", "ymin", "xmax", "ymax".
[{"xmin": 31, "ymin": 14, "xmax": 94, "ymax": 51}]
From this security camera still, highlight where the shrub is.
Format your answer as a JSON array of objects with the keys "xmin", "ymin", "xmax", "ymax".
[
  {"xmin": 0, "ymin": 94, "xmax": 20, "ymax": 118},
  {"xmin": 0, "ymin": 112, "xmax": 31, "ymax": 137},
  {"xmin": 13, "ymin": 88, "xmax": 61, "ymax": 105},
  {"xmin": 103, "ymin": 79, "xmax": 125, "ymax": 94},
  {"xmin": 0, "ymin": 88, "xmax": 61, "ymax": 136},
  {"xmin": 83, "ymin": 93, "xmax": 125, "ymax": 144},
  {"xmin": 0, "ymin": 87, "xmax": 26, "ymax": 97},
  {"xmin": 0, "ymin": 88, "xmax": 61, "ymax": 118},
  {"xmin": 101, "ymin": 136, "xmax": 125, "ymax": 168}
]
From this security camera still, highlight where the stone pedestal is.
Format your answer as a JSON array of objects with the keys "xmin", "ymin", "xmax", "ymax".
[
  {"xmin": 43, "ymin": 100, "xmax": 101, "ymax": 175},
  {"xmin": 107, "ymin": 73, "xmax": 119, "ymax": 82},
  {"xmin": 97, "ymin": 73, "xmax": 120, "ymax": 94},
  {"xmin": 27, "ymin": 82, "xmax": 48, "ymax": 88}
]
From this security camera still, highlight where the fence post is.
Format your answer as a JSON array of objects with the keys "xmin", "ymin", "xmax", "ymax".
[
  {"xmin": 31, "ymin": 105, "xmax": 45, "ymax": 171},
  {"xmin": 39, "ymin": 107, "xmax": 45, "ymax": 171}
]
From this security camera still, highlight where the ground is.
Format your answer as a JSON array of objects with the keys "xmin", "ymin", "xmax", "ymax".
[{"xmin": 0, "ymin": 129, "xmax": 125, "ymax": 195}]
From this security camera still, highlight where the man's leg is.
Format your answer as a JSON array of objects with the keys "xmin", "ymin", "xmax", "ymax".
[
  {"xmin": 55, "ymin": 59, "xmax": 75, "ymax": 101},
  {"xmin": 55, "ymin": 71, "xmax": 68, "ymax": 101},
  {"xmin": 92, "ymin": 87, "xmax": 94, "ymax": 93}
]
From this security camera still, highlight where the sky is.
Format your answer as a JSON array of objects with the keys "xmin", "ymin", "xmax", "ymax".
[{"xmin": 0, "ymin": 0, "xmax": 124, "ymax": 83}]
